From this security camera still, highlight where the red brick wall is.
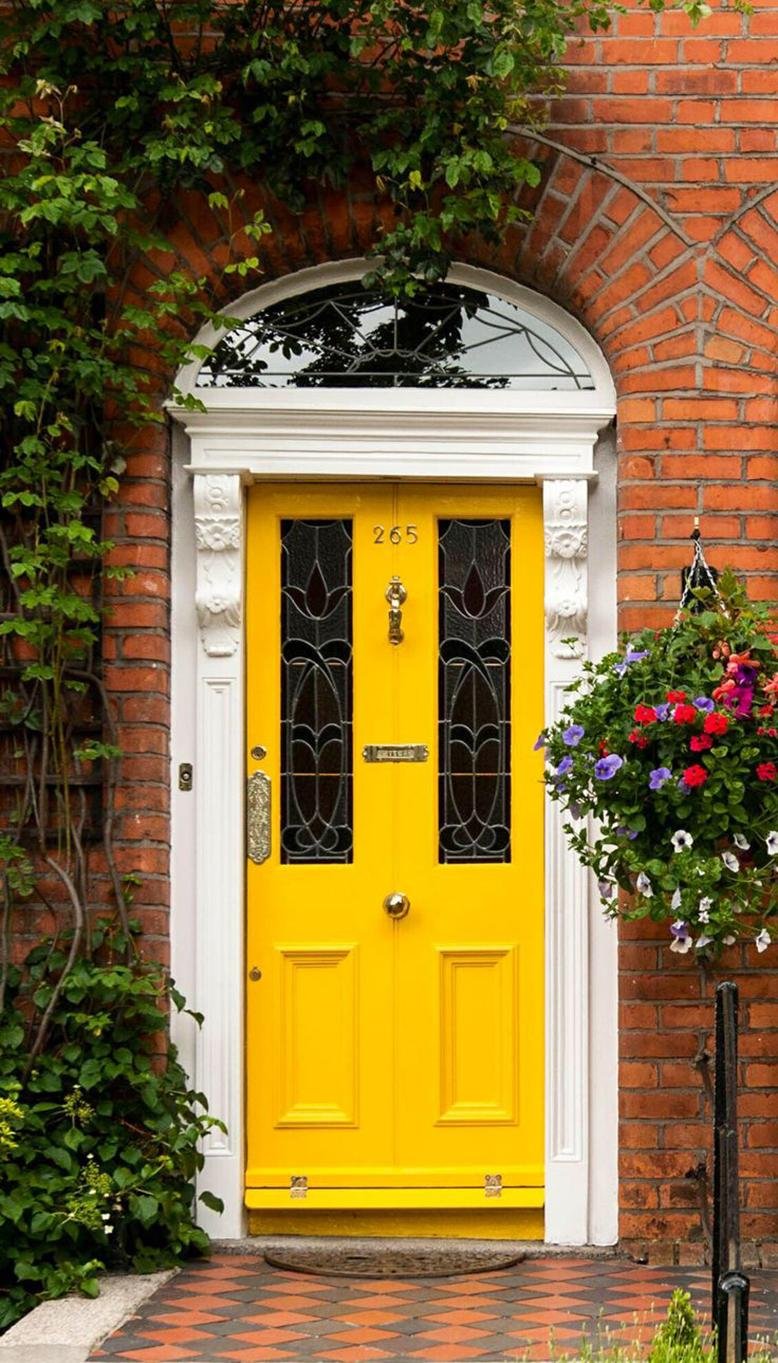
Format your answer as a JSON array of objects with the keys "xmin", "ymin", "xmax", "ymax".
[{"xmin": 106, "ymin": 0, "xmax": 777, "ymax": 1258}]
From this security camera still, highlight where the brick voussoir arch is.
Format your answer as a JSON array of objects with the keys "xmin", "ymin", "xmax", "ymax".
[{"xmin": 121, "ymin": 142, "xmax": 775, "ymax": 631}]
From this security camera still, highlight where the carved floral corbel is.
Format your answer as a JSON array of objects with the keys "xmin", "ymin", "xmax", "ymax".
[
  {"xmin": 193, "ymin": 473, "xmax": 242, "ymax": 658},
  {"xmin": 543, "ymin": 478, "xmax": 588, "ymax": 660}
]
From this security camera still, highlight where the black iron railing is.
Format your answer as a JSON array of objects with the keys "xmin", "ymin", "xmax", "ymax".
[{"xmin": 712, "ymin": 981, "xmax": 750, "ymax": 1362}]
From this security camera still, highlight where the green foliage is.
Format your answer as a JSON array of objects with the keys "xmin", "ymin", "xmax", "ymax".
[
  {"xmin": 647, "ymin": 1290, "xmax": 706, "ymax": 1363},
  {"xmin": 556, "ymin": 1289, "xmax": 776, "ymax": 1363},
  {"xmin": 0, "ymin": 923, "xmax": 222, "ymax": 1330},
  {"xmin": 542, "ymin": 574, "xmax": 778, "ymax": 957}
]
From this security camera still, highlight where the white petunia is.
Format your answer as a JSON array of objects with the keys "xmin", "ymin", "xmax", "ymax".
[
  {"xmin": 671, "ymin": 830, "xmax": 694, "ymax": 853},
  {"xmin": 698, "ymin": 897, "xmax": 713, "ymax": 924},
  {"xmin": 721, "ymin": 851, "xmax": 740, "ymax": 873},
  {"xmin": 636, "ymin": 872, "xmax": 653, "ymax": 898},
  {"xmin": 766, "ymin": 831, "xmax": 778, "ymax": 857},
  {"xmin": 733, "ymin": 833, "xmax": 750, "ymax": 851},
  {"xmin": 696, "ymin": 935, "xmax": 713, "ymax": 949},
  {"xmin": 723, "ymin": 934, "xmax": 736, "ymax": 946},
  {"xmin": 755, "ymin": 929, "xmax": 771, "ymax": 953},
  {"xmin": 671, "ymin": 888, "xmax": 682, "ymax": 911},
  {"xmin": 670, "ymin": 934, "xmax": 693, "ymax": 954}
]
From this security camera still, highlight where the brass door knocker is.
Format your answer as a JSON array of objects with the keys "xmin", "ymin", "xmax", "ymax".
[{"xmin": 385, "ymin": 576, "xmax": 407, "ymax": 645}]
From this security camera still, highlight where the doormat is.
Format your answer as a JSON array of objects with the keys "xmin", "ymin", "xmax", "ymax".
[{"xmin": 264, "ymin": 1245, "xmax": 525, "ymax": 1278}]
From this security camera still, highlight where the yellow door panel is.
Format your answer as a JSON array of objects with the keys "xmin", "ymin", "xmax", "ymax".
[
  {"xmin": 246, "ymin": 483, "xmax": 544, "ymax": 1214},
  {"xmin": 275, "ymin": 945, "xmax": 359, "ymax": 1127},
  {"xmin": 437, "ymin": 946, "xmax": 518, "ymax": 1125}
]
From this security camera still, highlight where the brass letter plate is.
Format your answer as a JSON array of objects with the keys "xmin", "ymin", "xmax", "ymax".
[{"xmin": 362, "ymin": 744, "xmax": 429, "ymax": 763}]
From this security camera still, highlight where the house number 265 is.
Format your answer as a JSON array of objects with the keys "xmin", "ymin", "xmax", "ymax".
[{"xmin": 373, "ymin": 525, "xmax": 418, "ymax": 544}]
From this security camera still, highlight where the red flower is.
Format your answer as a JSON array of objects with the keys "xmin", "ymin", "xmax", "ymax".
[
  {"xmin": 759, "ymin": 704, "xmax": 775, "ymax": 717},
  {"xmin": 598, "ymin": 740, "xmax": 609, "ymax": 756},
  {"xmin": 667, "ymin": 691, "xmax": 687, "ymax": 703},
  {"xmin": 683, "ymin": 764, "xmax": 709, "ymax": 787},
  {"xmin": 633, "ymin": 704, "xmax": 658, "ymax": 725},
  {"xmin": 704, "ymin": 713, "xmax": 729, "ymax": 736},
  {"xmin": 757, "ymin": 726, "xmax": 778, "ymax": 738},
  {"xmin": 713, "ymin": 679, "xmax": 736, "ymax": 701},
  {"xmin": 690, "ymin": 734, "xmax": 713, "ymax": 752},
  {"xmin": 628, "ymin": 730, "xmax": 649, "ymax": 748},
  {"xmin": 673, "ymin": 703, "xmax": 698, "ymax": 725},
  {"xmin": 757, "ymin": 762, "xmax": 777, "ymax": 782}
]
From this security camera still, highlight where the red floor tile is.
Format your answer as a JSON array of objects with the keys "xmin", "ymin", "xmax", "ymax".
[
  {"xmin": 328, "ymin": 1327, "xmax": 402, "ymax": 1344},
  {"xmin": 332, "ymin": 1310, "xmax": 404, "ymax": 1326},
  {"xmin": 229, "ymin": 1328, "xmax": 308, "ymax": 1346}
]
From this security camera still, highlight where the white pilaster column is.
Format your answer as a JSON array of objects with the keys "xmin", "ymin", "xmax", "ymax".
[
  {"xmin": 542, "ymin": 476, "xmax": 591, "ymax": 1245},
  {"xmin": 192, "ymin": 472, "xmax": 245, "ymax": 1237}
]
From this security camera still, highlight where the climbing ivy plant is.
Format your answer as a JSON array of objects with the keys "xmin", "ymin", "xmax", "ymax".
[{"xmin": 0, "ymin": 0, "xmax": 726, "ymax": 1323}]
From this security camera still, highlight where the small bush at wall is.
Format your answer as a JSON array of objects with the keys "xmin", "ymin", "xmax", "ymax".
[{"xmin": 0, "ymin": 922, "xmax": 223, "ymax": 1331}]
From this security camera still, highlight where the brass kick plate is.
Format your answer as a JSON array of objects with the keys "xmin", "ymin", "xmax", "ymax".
[{"xmin": 362, "ymin": 744, "xmax": 429, "ymax": 763}]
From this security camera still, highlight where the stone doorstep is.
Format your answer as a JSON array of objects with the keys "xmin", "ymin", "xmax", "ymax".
[{"xmin": 0, "ymin": 1270, "xmax": 177, "ymax": 1363}]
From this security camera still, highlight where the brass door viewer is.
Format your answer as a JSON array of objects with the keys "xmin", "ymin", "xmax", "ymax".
[{"xmin": 385, "ymin": 576, "xmax": 407, "ymax": 645}]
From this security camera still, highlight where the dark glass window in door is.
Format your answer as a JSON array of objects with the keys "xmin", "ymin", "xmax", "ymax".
[
  {"xmin": 438, "ymin": 520, "xmax": 511, "ymax": 863},
  {"xmin": 280, "ymin": 520, "xmax": 353, "ymax": 863}
]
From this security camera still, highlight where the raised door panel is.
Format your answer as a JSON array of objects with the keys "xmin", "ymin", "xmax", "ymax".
[
  {"xmin": 276, "ymin": 945, "xmax": 358, "ymax": 1127},
  {"xmin": 438, "ymin": 947, "xmax": 518, "ymax": 1126}
]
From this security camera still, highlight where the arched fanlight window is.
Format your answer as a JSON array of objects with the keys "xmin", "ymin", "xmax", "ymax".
[{"xmin": 195, "ymin": 281, "xmax": 595, "ymax": 391}]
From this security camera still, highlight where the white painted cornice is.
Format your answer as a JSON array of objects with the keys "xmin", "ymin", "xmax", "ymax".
[{"xmin": 169, "ymin": 396, "xmax": 613, "ymax": 482}]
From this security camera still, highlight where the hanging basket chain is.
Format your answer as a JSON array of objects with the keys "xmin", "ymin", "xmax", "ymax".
[{"xmin": 676, "ymin": 521, "xmax": 728, "ymax": 622}]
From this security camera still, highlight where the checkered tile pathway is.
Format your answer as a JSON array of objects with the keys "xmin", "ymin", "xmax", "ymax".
[{"xmin": 89, "ymin": 1253, "xmax": 778, "ymax": 1362}]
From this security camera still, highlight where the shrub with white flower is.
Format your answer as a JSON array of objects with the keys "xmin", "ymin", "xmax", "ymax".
[{"xmin": 540, "ymin": 572, "xmax": 777, "ymax": 957}]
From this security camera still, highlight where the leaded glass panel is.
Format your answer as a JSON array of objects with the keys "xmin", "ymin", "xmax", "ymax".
[
  {"xmin": 196, "ymin": 282, "xmax": 594, "ymax": 390},
  {"xmin": 438, "ymin": 519, "xmax": 511, "ymax": 864},
  {"xmin": 281, "ymin": 519, "xmax": 353, "ymax": 863}
]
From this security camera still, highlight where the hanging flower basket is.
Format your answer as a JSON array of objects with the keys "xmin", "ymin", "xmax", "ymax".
[{"xmin": 540, "ymin": 569, "xmax": 777, "ymax": 957}]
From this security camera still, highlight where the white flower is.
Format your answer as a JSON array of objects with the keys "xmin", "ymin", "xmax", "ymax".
[
  {"xmin": 723, "ymin": 934, "xmax": 736, "ymax": 946},
  {"xmin": 671, "ymin": 888, "xmax": 682, "ymax": 911},
  {"xmin": 766, "ymin": 831, "xmax": 778, "ymax": 857},
  {"xmin": 101, "ymin": 1212, "xmax": 110, "ymax": 1221},
  {"xmin": 696, "ymin": 935, "xmax": 713, "ymax": 949},
  {"xmin": 721, "ymin": 851, "xmax": 740, "ymax": 873},
  {"xmin": 671, "ymin": 830, "xmax": 694, "ymax": 853},
  {"xmin": 733, "ymin": 833, "xmax": 750, "ymax": 851},
  {"xmin": 636, "ymin": 872, "xmax": 653, "ymax": 898},
  {"xmin": 698, "ymin": 897, "xmax": 713, "ymax": 923},
  {"xmin": 670, "ymin": 935, "xmax": 694, "ymax": 954},
  {"xmin": 755, "ymin": 929, "xmax": 771, "ymax": 954},
  {"xmin": 104, "ymin": 1225, "xmax": 114, "ymax": 1235}
]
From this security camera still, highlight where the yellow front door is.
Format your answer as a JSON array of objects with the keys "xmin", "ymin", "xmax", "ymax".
[{"xmin": 246, "ymin": 484, "xmax": 544, "ymax": 1227}]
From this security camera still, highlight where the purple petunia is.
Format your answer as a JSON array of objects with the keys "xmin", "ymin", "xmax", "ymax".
[
  {"xmin": 594, "ymin": 754, "xmax": 623, "ymax": 781},
  {"xmin": 563, "ymin": 724, "xmax": 585, "ymax": 747},
  {"xmin": 693, "ymin": 696, "xmax": 715, "ymax": 713},
  {"xmin": 649, "ymin": 766, "xmax": 672, "ymax": 790},
  {"xmin": 533, "ymin": 731, "xmax": 547, "ymax": 751},
  {"xmin": 654, "ymin": 703, "xmax": 671, "ymax": 721},
  {"xmin": 555, "ymin": 755, "xmax": 573, "ymax": 777},
  {"xmin": 613, "ymin": 648, "xmax": 650, "ymax": 677}
]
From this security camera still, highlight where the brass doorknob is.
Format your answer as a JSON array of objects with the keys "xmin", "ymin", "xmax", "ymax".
[{"xmin": 383, "ymin": 892, "xmax": 410, "ymax": 920}]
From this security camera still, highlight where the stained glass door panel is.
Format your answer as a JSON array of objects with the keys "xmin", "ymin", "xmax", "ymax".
[{"xmin": 245, "ymin": 484, "xmax": 544, "ymax": 1215}]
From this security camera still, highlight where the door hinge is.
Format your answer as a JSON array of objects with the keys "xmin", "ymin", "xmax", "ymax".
[
  {"xmin": 290, "ymin": 1175, "xmax": 308, "ymax": 1200},
  {"xmin": 484, "ymin": 1173, "xmax": 502, "ymax": 1198}
]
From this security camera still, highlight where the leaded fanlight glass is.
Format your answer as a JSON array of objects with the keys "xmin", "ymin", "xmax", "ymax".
[
  {"xmin": 196, "ymin": 282, "xmax": 594, "ymax": 390},
  {"xmin": 280, "ymin": 519, "xmax": 353, "ymax": 863},
  {"xmin": 438, "ymin": 519, "xmax": 511, "ymax": 864}
]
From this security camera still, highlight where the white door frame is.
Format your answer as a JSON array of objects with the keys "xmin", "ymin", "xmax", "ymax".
[{"xmin": 168, "ymin": 261, "xmax": 619, "ymax": 1245}]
